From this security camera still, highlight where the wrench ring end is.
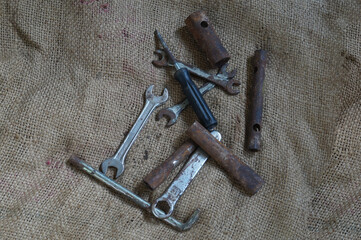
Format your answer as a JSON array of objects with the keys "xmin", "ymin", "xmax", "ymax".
[{"xmin": 151, "ymin": 198, "xmax": 174, "ymax": 219}]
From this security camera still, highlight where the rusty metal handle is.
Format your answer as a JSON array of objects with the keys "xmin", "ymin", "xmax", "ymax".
[
  {"xmin": 143, "ymin": 140, "xmax": 197, "ymax": 190},
  {"xmin": 247, "ymin": 50, "xmax": 267, "ymax": 151},
  {"xmin": 185, "ymin": 10, "xmax": 230, "ymax": 69},
  {"xmin": 186, "ymin": 121, "xmax": 264, "ymax": 195}
]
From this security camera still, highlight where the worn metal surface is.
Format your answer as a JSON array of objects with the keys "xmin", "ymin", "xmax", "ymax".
[
  {"xmin": 247, "ymin": 50, "xmax": 267, "ymax": 151},
  {"xmin": 157, "ymin": 83, "xmax": 215, "ymax": 127},
  {"xmin": 186, "ymin": 121, "xmax": 264, "ymax": 195},
  {"xmin": 143, "ymin": 140, "xmax": 197, "ymax": 190},
  {"xmin": 154, "ymin": 30, "xmax": 217, "ymax": 130},
  {"xmin": 154, "ymin": 51, "xmax": 239, "ymax": 126},
  {"xmin": 152, "ymin": 49, "xmax": 239, "ymax": 95},
  {"xmin": 185, "ymin": 10, "xmax": 230, "ymax": 69},
  {"xmin": 100, "ymin": 85, "xmax": 168, "ymax": 178},
  {"xmin": 154, "ymin": 30, "xmax": 182, "ymax": 70},
  {"xmin": 69, "ymin": 156, "xmax": 199, "ymax": 231},
  {"xmin": 151, "ymin": 131, "xmax": 222, "ymax": 219}
]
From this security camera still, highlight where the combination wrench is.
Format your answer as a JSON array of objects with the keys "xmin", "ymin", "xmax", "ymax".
[
  {"xmin": 151, "ymin": 130, "xmax": 221, "ymax": 219},
  {"xmin": 70, "ymin": 156, "xmax": 199, "ymax": 231},
  {"xmin": 152, "ymin": 49, "xmax": 240, "ymax": 95},
  {"xmin": 153, "ymin": 49, "xmax": 239, "ymax": 127},
  {"xmin": 157, "ymin": 82, "xmax": 214, "ymax": 127},
  {"xmin": 100, "ymin": 85, "xmax": 168, "ymax": 178}
]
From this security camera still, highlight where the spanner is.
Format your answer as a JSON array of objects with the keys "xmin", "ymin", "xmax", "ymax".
[
  {"xmin": 70, "ymin": 156, "xmax": 199, "ymax": 231},
  {"xmin": 154, "ymin": 50, "xmax": 239, "ymax": 127},
  {"xmin": 100, "ymin": 85, "xmax": 168, "ymax": 178},
  {"xmin": 152, "ymin": 49, "xmax": 240, "ymax": 95},
  {"xmin": 151, "ymin": 130, "xmax": 221, "ymax": 219},
  {"xmin": 157, "ymin": 82, "xmax": 215, "ymax": 127}
]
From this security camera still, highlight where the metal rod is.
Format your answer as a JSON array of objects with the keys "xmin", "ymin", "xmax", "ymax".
[
  {"xmin": 247, "ymin": 50, "xmax": 267, "ymax": 151},
  {"xmin": 69, "ymin": 155, "xmax": 200, "ymax": 231}
]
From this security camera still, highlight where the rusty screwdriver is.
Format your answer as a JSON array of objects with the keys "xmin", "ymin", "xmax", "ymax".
[{"xmin": 154, "ymin": 30, "xmax": 217, "ymax": 130}]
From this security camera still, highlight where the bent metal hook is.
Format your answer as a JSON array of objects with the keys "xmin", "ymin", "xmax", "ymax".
[{"xmin": 69, "ymin": 155, "xmax": 200, "ymax": 231}]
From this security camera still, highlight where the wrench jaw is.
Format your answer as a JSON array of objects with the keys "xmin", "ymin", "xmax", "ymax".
[
  {"xmin": 226, "ymin": 79, "xmax": 241, "ymax": 95},
  {"xmin": 99, "ymin": 158, "xmax": 124, "ymax": 179},
  {"xmin": 146, "ymin": 85, "xmax": 169, "ymax": 105},
  {"xmin": 156, "ymin": 109, "xmax": 177, "ymax": 127},
  {"xmin": 152, "ymin": 49, "xmax": 170, "ymax": 68},
  {"xmin": 218, "ymin": 63, "xmax": 237, "ymax": 79}
]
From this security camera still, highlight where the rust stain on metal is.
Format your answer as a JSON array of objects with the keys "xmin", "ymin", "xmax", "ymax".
[
  {"xmin": 152, "ymin": 49, "xmax": 240, "ymax": 95},
  {"xmin": 247, "ymin": 50, "xmax": 267, "ymax": 151},
  {"xmin": 185, "ymin": 10, "xmax": 230, "ymax": 69},
  {"xmin": 143, "ymin": 140, "xmax": 197, "ymax": 190},
  {"xmin": 186, "ymin": 121, "xmax": 264, "ymax": 195}
]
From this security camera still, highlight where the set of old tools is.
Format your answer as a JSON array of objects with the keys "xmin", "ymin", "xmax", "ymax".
[{"xmin": 69, "ymin": 11, "xmax": 267, "ymax": 231}]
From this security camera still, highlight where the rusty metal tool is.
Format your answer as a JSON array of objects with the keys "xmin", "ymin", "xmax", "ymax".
[
  {"xmin": 151, "ymin": 131, "xmax": 221, "ymax": 219},
  {"xmin": 186, "ymin": 121, "xmax": 264, "ymax": 195},
  {"xmin": 152, "ymin": 49, "xmax": 239, "ymax": 95},
  {"xmin": 69, "ymin": 155, "xmax": 199, "ymax": 231},
  {"xmin": 154, "ymin": 30, "xmax": 217, "ymax": 130},
  {"xmin": 185, "ymin": 10, "xmax": 230, "ymax": 69},
  {"xmin": 143, "ymin": 140, "xmax": 197, "ymax": 190},
  {"xmin": 247, "ymin": 50, "xmax": 267, "ymax": 151},
  {"xmin": 100, "ymin": 85, "xmax": 168, "ymax": 178}
]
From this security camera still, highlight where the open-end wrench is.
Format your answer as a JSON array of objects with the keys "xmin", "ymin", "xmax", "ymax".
[
  {"xmin": 151, "ymin": 131, "xmax": 221, "ymax": 219},
  {"xmin": 157, "ymin": 82, "xmax": 215, "ymax": 127},
  {"xmin": 70, "ymin": 156, "xmax": 199, "ymax": 231},
  {"xmin": 100, "ymin": 85, "xmax": 168, "ymax": 178},
  {"xmin": 152, "ymin": 49, "xmax": 240, "ymax": 95}
]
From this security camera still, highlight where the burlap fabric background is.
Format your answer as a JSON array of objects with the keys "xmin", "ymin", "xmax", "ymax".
[{"xmin": 0, "ymin": 0, "xmax": 360, "ymax": 239}]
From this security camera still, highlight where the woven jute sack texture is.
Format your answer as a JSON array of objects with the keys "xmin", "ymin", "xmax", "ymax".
[{"xmin": 0, "ymin": 0, "xmax": 360, "ymax": 239}]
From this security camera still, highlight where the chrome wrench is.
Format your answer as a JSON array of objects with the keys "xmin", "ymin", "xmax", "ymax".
[
  {"xmin": 100, "ymin": 85, "xmax": 168, "ymax": 178},
  {"xmin": 154, "ymin": 49, "xmax": 239, "ymax": 127},
  {"xmin": 70, "ymin": 156, "xmax": 199, "ymax": 231},
  {"xmin": 157, "ymin": 82, "xmax": 215, "ymax": 127},
  {"xmin": 151, "ymin": 130, "xmax": 221, "ymax": 219},
  {"xmin": 152, "ymin": 49, "xmax": 240, "ymax": 95}
]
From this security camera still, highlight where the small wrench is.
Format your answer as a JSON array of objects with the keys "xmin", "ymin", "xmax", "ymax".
[
  {"xmin": 152, "ymin": 49, "xmax": 240, "ymax": 95},
  {"xmin": 157, "ymin": 82, "xmax": 215, "ymax": 127},
  {"xmin": 151, "ymin": 131, "xmax": 221, "ymax": 219},
  {"xmin": 100, "ymin": 85, "xmax": 168, "ymax": 178}
]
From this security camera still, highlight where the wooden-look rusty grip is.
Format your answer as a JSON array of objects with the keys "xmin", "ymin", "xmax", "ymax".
[
  {"xmin": 186, "ymin": 121, "xmax": 264, "ymax": 195},
  {"xmin": 247, "ymin": 50, "xmax": 267, "ymax": 151},
  {"xmin": 143, "ymin": 140, "xmax": 197, "ymax": 190},
  {"xmin": 185, "ymin": 11, "xmax": 230, "ymax": 69}
]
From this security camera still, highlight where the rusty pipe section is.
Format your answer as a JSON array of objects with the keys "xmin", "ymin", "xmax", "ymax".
[
  {"xmin": 143, "ymin": 140, "xmax": 197, "ymax": 190},
  {"xmin": 186, "ymin": 121, "xmax": 264, "ymax": 195},
  {"xmin": 247, "ymin": 50, "xmax": 267, "ymax": 151},
  {"xmin": 185, "ymin": 11, "xmax": 230, "ymax": 69}
]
